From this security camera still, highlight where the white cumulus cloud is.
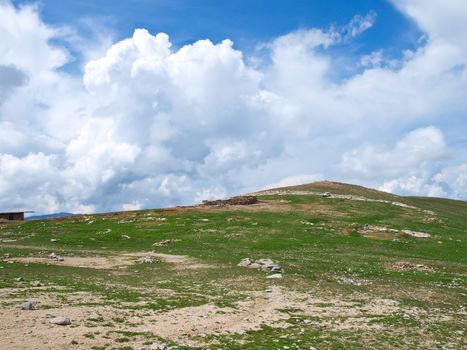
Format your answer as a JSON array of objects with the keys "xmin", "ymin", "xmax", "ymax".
[
  {"xmin": 338, "ymin": 127, "xmax": 448, "ymax": 180},
  {"xmin": 0, "ymin": 0, "xmax": 466, "ymax": 214}
]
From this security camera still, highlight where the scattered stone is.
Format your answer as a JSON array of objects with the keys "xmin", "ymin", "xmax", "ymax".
[
  {"xmin": 138, "ymin": 256, "xmax": 158, "ymax": 264},
  {"xmin": 155, "ymin": 217, "xmax": 167, "ymax": 221},
  {"xmin": 360, "ymin": 225, "xmax": 398, "ymax": 233},
  {"xmin": 336, "ymin": 276, "xmax": 371, "ymax": 286},
  {"xmin": 50, "ymin": 239, "xmax": 58, "ymax": 243},
  {"xmin": 49, "ymin": 253, "xmax": 64, "ymax": 261},
  {"xmin": 357, "ymin": 225, "xmax": 431, "ymax": 239},
  {"xmin": 238, "ymin": 258, "xmax": 252, "ymax": 267},
  {"xmin": 392, "ymin": 261, "xmax": 434, "ymax": 273},
  {"xmin": 238, "ymin": 258, "xmax": 283, "ymax": 273},
  {"xmin": 266, "ymin": 273, "xmax": 283, "ymax": 279},
  {"xmin": 22, "ymin": 300, "xmax": 37, "ymax": 310},
  {"xmin": 30, "ymin": 281, "xmax": 43, "ymax": 287},
  {"xmin": 257, "ymin": 258, "xmax": 274, "ymax": 265},
  {"xmin": 257, "ymin": 258, "xmax": 282, "ymax": 272},
  {"xmin": 121, "ymin": 234, "xmax": 131, "ymax": 239},
  {"xmin": 248, "ymin": 263, "xmax": 262, "ymax": 269},
  {"xmin": 152, "ymin": 239, "xmax": 175, "ymax": 247},
  {"xmin": 15, "ymin": 276, "xmax": 24, "ymax": 282},
  {"xmin": 300, "ymin": 221, "xmax": 314, "ymax": 226},
  {"xmin": 402, "ymin": 230, "xmax": 431, "ymax": 238},
  {"xmin": 49, "ymin": 316, "xmax": 71, "ymax": 325}
]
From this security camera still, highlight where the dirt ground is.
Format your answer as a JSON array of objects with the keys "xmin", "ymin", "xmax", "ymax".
[
  {"xmin": 0, "ymin": 282, "xmax": 428, "ymax": 349},
  {"xmin": 5, "ymin": 252, "xmax": 213, "ymax": 271},
  {"xmin": 1, "ymin": 250, "xmax": 458, "ymax": 350}
]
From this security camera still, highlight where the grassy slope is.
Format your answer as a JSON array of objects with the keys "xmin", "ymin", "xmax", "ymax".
[{"xmin": 0, "ymin": 182, "xmax": 466, "ymax": 349}]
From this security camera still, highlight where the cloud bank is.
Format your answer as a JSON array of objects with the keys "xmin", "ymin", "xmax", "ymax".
[{"xmin": 0, "ymin": 0, "xmax": 466, "ymax": 214}]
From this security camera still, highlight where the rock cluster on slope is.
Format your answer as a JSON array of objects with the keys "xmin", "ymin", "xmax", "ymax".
[
  {"xmin": 238, "ymin": 258, "xmax": 283, "ymax": 273},
  {"xmin": 202, "ymin": 196, "xmax": 258, "ymax": 206}
]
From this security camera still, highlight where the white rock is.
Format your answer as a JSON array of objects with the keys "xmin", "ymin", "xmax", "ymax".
[
  {"xmin": 22, "ymin": 301, "xmax": 37, "ymax": 310},
  {"xmin": 248, "ymin": 263, "xmax": 262, "ymax": 269},
  {"xmin": 403, "ymin": 230, "xmax": 431, "ymax": 238},
  {"xmin": 138, "ymin": 256, "xmax": 158, "ymax": 264},
  {"xmin": 49, "ymin": 316, "xmax": 71, "ymax": 325},
  {"xmin": 238, "ymin": 258, "xmax": 252, "ymax": 267}
]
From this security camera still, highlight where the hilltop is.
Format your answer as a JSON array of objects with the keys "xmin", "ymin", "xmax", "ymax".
[
  {"xmin": 0, "ymin": 181, "xmax": 466, "ymax": 349},
  {"xmin": 261, "ymin": 180, "xmax": 400, "ymax": 200}
]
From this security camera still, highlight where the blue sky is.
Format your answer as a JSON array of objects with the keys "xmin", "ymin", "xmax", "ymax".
[
  {"xmin": 16, "ymin": 0, "xmax": 421, "ymax": 67},
  {"xmin": 23, "ymin": 1, "xmax": 415, "ymax": 41},
  {"xmin": 1, "ymin": 0, "xmax": 467, "ymax": 214}
]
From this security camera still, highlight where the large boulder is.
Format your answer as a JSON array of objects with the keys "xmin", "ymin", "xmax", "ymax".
[{"xmin": 152, "ymin": 239, "xmax": 175, "ymax": 247}]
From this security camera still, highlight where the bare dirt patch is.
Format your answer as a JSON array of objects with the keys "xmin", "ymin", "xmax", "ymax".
[
  {"xmin": 198, "ymin": 199, "xmax": 342, "ymax": 217},
  {"xmin": 145, "ymin": 253, "xmax": 214, "ymax": 270},
  {"xmin": 389, "ymin": 261, "xmax": 435, "ymax": 273},
  {"xmin": 7, "ymin": 255, "xmax": 136, "ymax": 269},
  {"xmin": 0, "ymin": 285, "xmax": 421, "ymax": 349},
  {"xmin": 6, "ymin": 252, "xmax": 213, "ymax": 271},
  {"xmin": 354, "ymin": 225, "xmax": 432, "ymax": 240}
]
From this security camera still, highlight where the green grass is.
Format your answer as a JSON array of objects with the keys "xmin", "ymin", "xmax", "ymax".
[{"xmin": 0, "ymin": 182, "xmax": 466, "ymax": 349}]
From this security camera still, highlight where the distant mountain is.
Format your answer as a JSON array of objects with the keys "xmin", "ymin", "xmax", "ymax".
[{"xmin": 26, "ymin": 212, "xmax": 77, "ymax": 220}]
